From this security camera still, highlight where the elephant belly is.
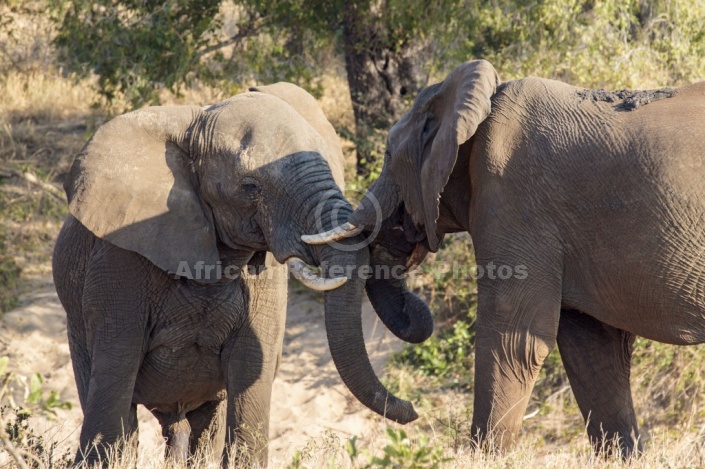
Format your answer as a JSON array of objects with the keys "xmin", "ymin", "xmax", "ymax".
[
  {"xmin": 133, "ymin": 345, "xmax": 225, "ymax": 414},
  {"xmin": 563, "ymin": 251, "xmax": 705, "ymax": 345}
]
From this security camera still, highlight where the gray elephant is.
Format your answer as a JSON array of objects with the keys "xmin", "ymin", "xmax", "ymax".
[
  {"xmin": 304, "ymin": 59, "xmax": 705, "ymax": 456},
  {"xmin": 53, "ymin": 83, "xmax": 429, "ymax": 466}
]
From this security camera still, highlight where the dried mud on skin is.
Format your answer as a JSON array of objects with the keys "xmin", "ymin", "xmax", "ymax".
[{"xmin": 576, "ymin": 87, "xmax": 678, "ymax": 111}]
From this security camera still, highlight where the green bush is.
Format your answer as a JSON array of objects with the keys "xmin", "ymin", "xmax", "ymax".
[
  {"xmin": 464, "ymin": 0, "xmax": 705, "ymax": 88},
  {"xmin": 342, "ymin": 429, "xmax": 450, "ymax": 469}
]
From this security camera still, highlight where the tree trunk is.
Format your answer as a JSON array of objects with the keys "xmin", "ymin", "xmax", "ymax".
[{"xmin": 342, "ymin": 3, "xmax": 430, "ymax": 174}]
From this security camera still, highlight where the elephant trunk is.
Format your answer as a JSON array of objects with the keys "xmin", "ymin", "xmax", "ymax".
[
  {"xmin": 365, "ymin": 244, "xmax": 433, "ymax": 343},
  {"xmin": 315, "ymin": 241, "xmax": 418, "ymax": 424},
  {"xmin": 296, "ymin": 170, "xmax": 433, "ymax": 345},
  {"xmin": 349, "ymin": 173, "xmax": 400, "ymax": 229}
]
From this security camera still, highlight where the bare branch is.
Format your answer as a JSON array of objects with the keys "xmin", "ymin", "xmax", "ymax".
[
  {"xmin": 196, "ymin": 17, "xmax": 266, "ymax": 60},
  {"xmin": 0, "ymin": 166, "xmax": 65, "ymax": 202},
  {"xmin": 0, "ymin": 433, "xmax": 32, "ymax": 469}
]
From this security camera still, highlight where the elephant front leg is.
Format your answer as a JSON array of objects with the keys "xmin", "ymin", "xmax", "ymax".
[
  {"xmin": 471, "ymin": 270, "xmax": 561, "ymax": 450},
  {"xmin": 77, "ymin": 340, "xmax": 143, "ymax": 464},
  {"xmin": 76, "ymin": 246, "xmax": 149, "ymax": 465},
  {"xmin": 222, "ymin": 260, "xmax": 287, "ymax": 467},
  {"xmin": 557, "ymin": 309, "xmax": 640, "ymax": 458},
  {"xmin": 221, "ymin": 323, "xmax": 282, "ymax": 467}
]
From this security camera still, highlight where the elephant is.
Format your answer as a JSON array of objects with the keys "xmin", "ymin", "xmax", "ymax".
[
  {"xmin": 303, "ymin": 59, "xmax": 705, "ymax": 456},
  {"xmin": 52, "ymin": 82, "xmax": 431, "ymax": 466}
]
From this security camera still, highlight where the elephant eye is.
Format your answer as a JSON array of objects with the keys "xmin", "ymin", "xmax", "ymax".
[
  {"xmin": 422, "ymin": 116, "xmax": 434, "ymax": 137},
  {"xmin": 240, "ymin": 177, "xmax": 261, "ymax": 195}
]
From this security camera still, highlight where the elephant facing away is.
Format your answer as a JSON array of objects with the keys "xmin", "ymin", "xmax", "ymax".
[
  {"xmin": 304, "ymin": 59, "xmax": 705, "ymax": 456},
  {"xmin": 53, "ymin": 83, "xmax": 432, "ymax": 466}
]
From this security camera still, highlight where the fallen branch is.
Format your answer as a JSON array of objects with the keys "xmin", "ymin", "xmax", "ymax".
[
  {"xmin": 0, "ymin": 433, "xmax": 32, "ymax": 469},
  {"xmin": 0, "ymin": 166, "xmax": 65, "ymax": 203}
]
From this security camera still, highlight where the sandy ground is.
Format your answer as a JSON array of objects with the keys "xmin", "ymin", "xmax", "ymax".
[{"xmin": 0, "ymin": 267, "xmax": 404, "ymax": 466}]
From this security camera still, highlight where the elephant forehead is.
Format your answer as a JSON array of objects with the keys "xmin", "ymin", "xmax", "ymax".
[{"xmin": 206, "ymin": 93, "xmax": 328, "ymax": 163}]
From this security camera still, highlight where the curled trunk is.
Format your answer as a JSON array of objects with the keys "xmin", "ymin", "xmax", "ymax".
[
  {"xmin": 292, "ymin": 184, "xmax": 418, "ymax": 424},
  {"xmin": 365, "ymin": 244, "xmax": 433, "ymax": 343},
  {"xmin": 317, "ymin": 241, "xmax": 418, "ymax": 424}
]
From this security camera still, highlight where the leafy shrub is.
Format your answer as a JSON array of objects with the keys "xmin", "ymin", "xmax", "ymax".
[
  {"xmin": 393, "ymin": 317, "xmax": 475, "ymax": 388},
  {"xmin": 343, "ymin": 429, "xmax": 450, "ymax": 469},
  {"xmin": 462, "ymin": 0, "xmax": 705, "ymax": 88}
]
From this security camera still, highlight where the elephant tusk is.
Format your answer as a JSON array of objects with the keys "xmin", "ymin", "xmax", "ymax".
[
  {"xmin": 287, "ymin": 257, "xmax": 348, "ymax": 291},
  {"xmin": 406, "ymin": 243, "xmax": 430, "ymax": 272},
  {"xmin": 301, "ymin": 222, "xmax": 363, "ymax": 245}
]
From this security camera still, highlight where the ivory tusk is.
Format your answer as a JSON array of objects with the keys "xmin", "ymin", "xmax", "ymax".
[
  {"xmin": 301, "ymin": 222, "xmax": 363, "ymax": 245},
  {"xmin": 406, "ymin": 243, "xmax": 429, "ymax": 272},
  {"xmin": 287, "ymin": 257, "xmax": 348, "ymax": 291}
]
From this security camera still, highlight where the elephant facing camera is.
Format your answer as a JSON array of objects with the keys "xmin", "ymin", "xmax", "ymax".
[{"xmin": 53, "ymin": 82, "xmax": 431, "ymax": 466}]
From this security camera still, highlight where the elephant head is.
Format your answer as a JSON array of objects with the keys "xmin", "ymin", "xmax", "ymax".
[
  {"xmin": 305, "ymin": 59, "xmax": 499, "ymax": 251},
  {"xmin": 303, "ymin": 60, "xmax": 499, "ymax": 340},
  {"xmin": 64, "ymin": 82, "xmax": 417, "ymax": 424}
]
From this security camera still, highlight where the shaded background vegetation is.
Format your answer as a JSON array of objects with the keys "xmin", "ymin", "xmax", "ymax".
[
  {"xmin": 22, "ymin": 0, "xmax": 705, "ymax": 171},
  {"xmin": 2, "ymin": 0, "xmax": 705, "ymax": 465}
]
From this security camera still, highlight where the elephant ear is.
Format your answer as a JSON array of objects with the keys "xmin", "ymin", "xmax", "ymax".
[
  {"xmin": 65, "ymin": 105, "xmax": 221, "ymax": 279},
  {"xmin": 249, "ymin": 82, "xmax": 345, "ymax": 188},
  {"xmin": 420, "ymin": 60, "xmax": 500, "ymax": 251}
]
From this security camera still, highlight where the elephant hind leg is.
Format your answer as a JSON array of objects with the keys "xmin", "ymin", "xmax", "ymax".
[
  {"xmin": 154, "ymin": 411, "xmax": 192, "ymax": 463},
  {"xmin": 186, "ymin": 397, "xmax": 227, "ymax": 463},
  {"xmin": 557, "ymin": 309, "xmax": 640, "ymax": 458}
]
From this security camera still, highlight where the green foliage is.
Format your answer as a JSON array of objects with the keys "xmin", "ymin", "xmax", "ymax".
[
  {"xmin": 50, "ymin": 0, "xmax": 223, "ymax": 108},
  {"xmin": 243, "ymin": 0, "xmax": 466, "ymax": 57},
  {"xmin": 21, "ymin": 0, "xmax": 705, "ymax": 117},
  {"xmin": 1, "ymin": 357, "xmax": 73, "ymax": 417},
  {"xmin": 462, "ymin": 0, "xmax": 705, "ymax": 88},
  {"xmin": 394, "ymin": 317, "xmax": 475, "ymax": 386},
  {"xmin": 393, "ymin": 234, "xmax": 479, "ymax": 386},
  {"xmin": 25, "ymin": 373, "xmax": 73, "ymax": 416},
  {"xmin": 343, "ymin": 429, "xmax": 450, "ymax": 469},
  {"xmin": 365, "ymin": 428, "xmax": 450, "ymax": 468}
]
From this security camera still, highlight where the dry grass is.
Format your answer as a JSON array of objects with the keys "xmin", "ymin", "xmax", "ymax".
[
  {"xmin": 5, "ymin": 416, "xmax": 705, "ymax": 468},
  {"xmin": 0, "ymin": 69, "xmax": 98, "ymax": 285}
]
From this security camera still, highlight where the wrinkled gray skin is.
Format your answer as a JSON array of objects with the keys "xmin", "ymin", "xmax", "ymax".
[
  {"xmin": 53, "ymin": 83, "xmax": 427, "ymax": 466},
  {"xmin": 323, "ymin": 60, "xmax": 705, "ymax": 456}
]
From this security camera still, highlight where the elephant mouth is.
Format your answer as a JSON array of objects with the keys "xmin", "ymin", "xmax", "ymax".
[
  {"xmin": 301, "ymin": 198, "xmax": 435, "ymax": 269},
  {"xmin": 364, "ymin": 204, "xmax": 431, "ymax": 267}
]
